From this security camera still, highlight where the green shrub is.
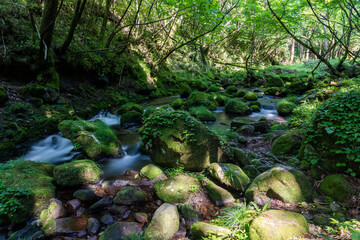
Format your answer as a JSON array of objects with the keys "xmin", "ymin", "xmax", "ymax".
[{"xmin": 303, "ymin": 89, "xmax": 360, "ymax": 175}]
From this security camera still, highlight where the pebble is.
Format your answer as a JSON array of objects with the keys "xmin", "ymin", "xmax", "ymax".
[{"xmin": 67, "ymin": 199, "xmax": 81, "ymax": 211}]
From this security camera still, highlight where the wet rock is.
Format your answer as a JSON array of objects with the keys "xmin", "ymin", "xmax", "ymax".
[
  {"xmin": 121, "ymin": 110, "xmax": 143, "ymax": 127},
  {"xmin": 140, "ymin": 164, "xmax": 167, "ymax": 182},
  {"xmin": 87, "ymin": 218, "xmax": 100, "ymax": 235},
  {"xmin": 76, "ymin": 207, "xmax": 86, "ymax": 217},
  {"xmin": 53, "ymin": 217, "xmax": 87, "ymax": 234},
  {"xmin": 237, "ymin": 125, "xmax": 255, "ymax": 135},
  {"xmin": 109, "ymin": 205, "xmax": 129, "ymax": 216},
  {"xmin": 101, "ymin": 214, "xmax": 114, "ymax": 225},
  {"xmin": 139, "ymin": 110, "xmax": 233, "ymax": 171},
  {"xmin": 8, "ymin": 225, "xmax": 43, "ymax": 240},
  {"xmin": 205, "ymin": 179, "xmax": 235, "ymax": 206},
  {"xmin": 190, "ymin": 222, "xmax": 231, "ymax": 239},
  {"xmin": 249, "ymin": 210, "xmax": 309, "ymax": 240},
  {"xmin": 178, "ymin": 203, "xmax": 199, "ymax": 229},
  {"xmin": 155, "ymin": 175, "xmax": 200, "ymax": 204},
  {"xmin": 67, "ymin": 199, "xmax": 81, "ymax": 211},
  {"xmin": 113, "ymin": 186, "xmax": 146, "ymax": 205},
  {"xmin": 234, "ymin": 148, "xmax": 250, "ymax": 166},
  {"xmin": 144, "ymin": 203, "xmax": 180, "ymax": 240},
  {"xmin": 245, "ymin": 165, "xmax": 313, "ymax": 205},
  {"xmin": 98, "ymin": 222, "xmax": 142, "ymax": 240},
  {"xmin": 243, "ymin": 165, "xmax": 261, "ymax": 180},
  {"xmin": 208, "ymin": 163, "xmax": 250, "ymax": 191},
  {"xmin": 53, "ymin": 160, "xmax": 102, "ymax": 186},
  {"xmin": 40, "ymin": 198, "xmax": 67, "ymax": 234},
  {"xmin": 90, "ymin": 197, "xmax": 113, "ymax": 212},
  {"xmin": 74, "ymin": 189, "xmax": 96, "ymax": 202},
  {"xmin": 319, "ymin": 175, "xmax": 355, "ymax": 202},
  {"xmin": 58, "ymin": 119, "xmax": 121, "ymax": 159},
  {"xmin": 134, "ymin": 212, "xmax": 148, "ymax": 224}
]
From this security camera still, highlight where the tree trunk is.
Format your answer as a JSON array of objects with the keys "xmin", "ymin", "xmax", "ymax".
[
  {"xmin": 290, "ymin": 38, "xmax": 295, "ymax": 63},
  {"xmin": 99, "ymin": 0, "xmax": 112, "ymax": 40},
  {"xmin": 59, "ymin": 0, "xmax": 87, "ymax": 54}
]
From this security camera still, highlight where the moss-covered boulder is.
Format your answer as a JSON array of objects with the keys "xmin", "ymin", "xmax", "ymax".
[
  {"xmin": 58, "ymin": 119, "xmax": 120, "ymax": 159},
  {"xmin": 276, "ymin": 100, "xmax": 296, "ymax": 116},
  {"xmin": 272, "ymin": 130, "xmax": 302, "ymax": 155},
  {"xmin": 179, "ymin": 83, "xmax": 192, "ymax": 98},
  {"xmin": 187, "ymin": 91, "xmax": 219, "ymax": 110},
  {"xmin": 188, "ymin": 106, "xmax": 216, "ymax": 121},
  {"xmin": 249, "ymin": 210, "xmax": 309, "ymax": 240},
  {"xmin": 319, "ymin": 175, "xmax": 355, "ymax": 202},
  {"xmin": 99, "ymin": 222, "xmax": 143, "ymax": 240},
  {"xmin": 231, "ymin": 118, "xmax": 270, "ymax": 133},
  {"xmin": 140, "ymin": 164, "xmax": 166, "ymax": 181},
  {"xmin": 208, "ymin": 163, "xmax": 250, "ymax": 191},
  {"xmin": 245, "ymin": 165, "xmax": 313, "ymax": 204},
  {"xmin": 40, "ymin": 198, "xmax": 67, "ymax": 234},
  {"xmin": 190, "ymin": 222, "xmax": 231, "ymax": 239},
  {"xmin": 264, "ymin": 87, "xmax": 286, "ymax": 97},
  {"xmin": 116, "ymin": 102, "xmax": 143, "ymax": 115},
  {"xmin": 178, "ymin": 203, "xmax": 199, "ymax": 229},
  {"xmin": 144, "ymin": 203, "xmax": 179, "ymax": 240},
  {"xmin": 0, "ymin": 161, "xmax": 55, "ymax": 225},
  {"xmin": 265, "ymin": 75, "xmax": 284, "ymax": 88},
  {"xmin": 155, "ymin": 175, "xmax": 200, "ymax": 204},
  {"xmin": 0, "ymin": 86, "xmax": 8, "ymax": 106},
  {"xmin": 113, "ymin": 186, "xmax": 147, "ymax": 205},
  {"xmin": 225, "ymin": 98, "xmax": 251, "ymax": 115},
  {"xmin": 244, "ymin": 92, "xmax": 258, "ymax": 101},
  {"xmin": 225, "ymin": 85, "xmax": 238, "ymax": 94},
  {"xmin": 205, "ymin": 179, "xmax": 235, "ymax": 206},
  {"xmin": 120, "ymin": 110, "xmax": 143, "ymax": 126},
  {"xmin": 53, "ymin": 160, "xmax": 102, "ymax": 187},
  {"xmin": 139, "ymin": 110, "xmax": 232, "ymax": 171},
  {"xmin": 170, "ymin": 98, "xmax": 187, "ymax": 110},
  {"xmin": 210, "ymin": 92, "xmax": 227, "ymax": 106}
]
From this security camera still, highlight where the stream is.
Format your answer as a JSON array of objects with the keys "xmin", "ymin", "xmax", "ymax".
[{"xmin": 22, "ymin": 90, "xmax": 286, "ymax": 178}]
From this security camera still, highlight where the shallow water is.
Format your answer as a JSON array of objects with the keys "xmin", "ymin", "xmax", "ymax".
[{"xmin": 23, "ymin": 91, "xmax": 285, "ymax": 177}]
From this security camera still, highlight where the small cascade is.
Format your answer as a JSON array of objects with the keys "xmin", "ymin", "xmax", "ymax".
[
  {"xmin": 23, "ymin": 134, "xmax": 79, "ymax": 164},
  {"xmin": 89, "ymin": 110, "xmax": 121, "ymax": 126},
  {"xmin": 103, "ymin": 142, "xmax": 151, "ymax": 177}
]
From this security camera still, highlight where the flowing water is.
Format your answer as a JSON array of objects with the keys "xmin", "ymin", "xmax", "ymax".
[{"xmin": 23, "ymin": 90, "xmax": 285, "ymax": 177}]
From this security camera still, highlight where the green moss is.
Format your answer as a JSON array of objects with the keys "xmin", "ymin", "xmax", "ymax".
[
  {"xmin": 319, "ymin": 175, "xmax": 355, "ymax": 202},
  {"xmin": 58, "ymin": 119, "xmax": 120, "ymax": 159},
  {"xmin": 191, "ymin": 80, "xmax": 208, "ymax": 91},
  {"xmin": 276, "ymin": 100, "xmax": 297, "ymax": 116},
  {"xmin": 210, "ymin": 92, "xmax": 228, "ymax": 106},
  {"xmin": 113, "ymin": 186, "xmax": 146, "ymax": 205},
  {"xmin": 154, "ymin": 175, "xmax": 200, "ymax": 204},
  {"xmin": 0, "ymin": 160, "xmax": 55, "ymax": 225},
  {"xmin": 187, "ymin": 91, "xmax": 218, "ymax": 110},
  {"xmin": 190, "ymin": 222, "xmax": 231, "ymax": 239},
  {"xmin": 179, "ymin": 83, "xmax": 192, "ymax": 98},
  {"xmin": 53, "ymin": 160, "xmax": 102, "ymax": 186},
  {"xmin": 170, "ymin": 99, "xmax": 186, "ymax": 110},
  {"xmin": 188, "ymin": 106, "xmax": 216, "ymax": 121},
  {"xmin": 225, "ymin": 98, "xmax": 250, "ymax": 115},
  {"xmin": 265, "ymin": 75, "xmax": 284, "ymax": 88},
  {"xmin": 272, "ymin": 130, "xmax": 302, "ymax": 155},
  {"xmin": 121, "ymin": 110, "xmax": 143, "ymax": 126},
  {"xmin": 208, "ymin": 163, "xmax": 250, "ymax": 191},
  {"xmin": 116, "ymin": 102, "xmax": 143, "ymax": 115},
  {"xmin": 235, "ymin": 90, "xmax": 246, "ymax": 97},
  {"xmin": 264, "ymin": 87, "xmax": 286, "ymax": 97},
  {"xmin": 140, "ymin": 164, "xmax": 165, "ymax": 180},
  {"xmin": 250, "ymin": 105, "xmax": 260, "ymax": 112},
  {"xmin": 205, "ymin": 179, "xmax": 234, "ymax": 206},
  {"xmin": 244, "ymin": 92, "xmax": 258, "ymax": 101},
  {"xmin": 225, "ymin": 85, "xmax": 238, "ymax": 94}
]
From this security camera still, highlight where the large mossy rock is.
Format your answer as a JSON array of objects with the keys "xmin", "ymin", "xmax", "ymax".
[
  {"xmin": 208, "ymin": 163, "xmax": 250, "ymax": 191},
  {"xmin": 99, "ymin": 222, "xmax": 143, "ymax": 240},
  {"xmin": 39, "ymin": 198, "xmax": 67, "ymax": 234},
  {"xmin": 190, "ymin": 222, "xmax": 231, "ymax": 239},
  {"xmin": 319, "ymin": 175, "xmax": 355, "ymax": 202},
  {"xmin": 58, "ymin": 119, "xmax": 120, "ymax": 159},
  {"xmin": 205, "ymin": 179, "xmax": 235, "ymax": 206},
  {"xmin": 249, "ymin": 210, "xmax": 309, "ymax": 240},
  {"xmin": 245, "ymin": 165, "xmax": 313, "ymax": 204},
  {"xmin": 231, "ymin": 118, "xmax": 270, "ymax": 133},
  {"xmin": 272, "ymin": 130, "xmax": 302, "ymax": 155},
  {"xmin": 244, "ymin": 92, "xmax": 258, "ymax": 101},
  {"xmin": 139, "ymin": 110, "xmax": 232, "ymax": 171},
  {"xmin": 120, "ymin": 110, "xmax": 143, "ymax": 127},
  {"xmin": 0, "ymin": 86, "xmax": 8, "ymax": 106},
  {"xmin": 53, "ymin": 160, "xmax": 102, "ymax": 187},
  {"xmin": 0, "ymin": 161, "xmax": 55, "ymax": 225},
  {"xmin": 187, "ymin": 91, "xmax": 219, "ymax": 110},
  {"xmin": 155, "ymin": 175, "xmax": 200, "ymax": 204},
  {"xmin": 276, "ymin": 100, "xmax": 297, "ymax": 116},
  {"xmin": 113, "ymin": 186, "xmax": 147, "ymax": 205},
  {"xmin": 188, "ymin": 106, "xmax": 216, "ymax": 122},
  {"xmin": 144, "ymin": 203, "xmax": 179, "ymax": 240},
  {"xmin": 225, "ymin": 98, "xmax": 251, "ymax": 115}
]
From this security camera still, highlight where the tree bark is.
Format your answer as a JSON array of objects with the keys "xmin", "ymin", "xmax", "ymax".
[
  {"xmin": 290, "ymin": 38, "xmax": 295, "ymax": 63},
  {"xmin": 99, "ymin": 0, "xmax": 112, "ymax": 40}
]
